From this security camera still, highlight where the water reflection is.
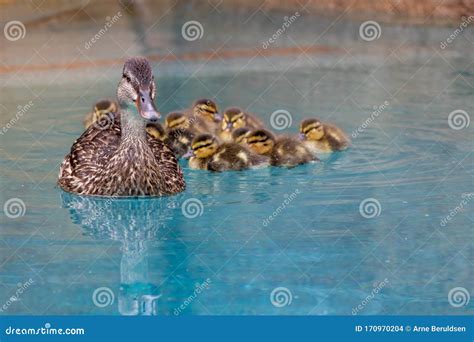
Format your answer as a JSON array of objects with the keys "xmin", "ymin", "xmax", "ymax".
[{"xmin": 60, "ymin": 192, "xmax": 183, "ymax": 315}]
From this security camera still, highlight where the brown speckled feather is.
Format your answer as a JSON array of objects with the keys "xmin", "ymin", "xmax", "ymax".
[{"xmin": 58, "ymin": 113, "xmax": 185, "ymax": 197}]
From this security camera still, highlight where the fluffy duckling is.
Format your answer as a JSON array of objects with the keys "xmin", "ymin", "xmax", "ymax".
[
  {"xmin": 58, "ymin": 57, "xmax": 185, "ymax": 196},
  {"xmin": 163, "ymin": 112, "xmax": 196, "ymax": 157},
  {"xmin": 232, "ymin": 127, "xmax": 251, "ymax": 144},
  {"xmin": 187, "ymin": 98, "xmax": 221, "ymax": 134},
  {"xmin": 219, "ymin": 107, "xmax": 264, "ymax": 142},
  {"xmin": 246, "ymin": 129, "xmax": 317, "ymax": 168},
  {"xmin": 186, "ymin": 134, "xmax": 268, "ymax": 171},
  {"xmin": 166, "ymin": 128, "xmax": 195, "ymax": 159},
  {"xmin": 146, "ymin": 122, "xmax": 167, "ymax": 141},
  {"xmin": 165, "ymin": 111, "xmax": 190, "ymax": 131},
  {"xmin": 299, "ymin": 118, "xmax": 350, "ymax": 153},
  {"xmin": 83, "ymin": 99, "xmax": 118, "ymax": 129}
]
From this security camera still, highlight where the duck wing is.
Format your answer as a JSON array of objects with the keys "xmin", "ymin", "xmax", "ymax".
[
  {"xmin": 58, "ymin": 113, "xmax": 121, "ymax": 193},
  {"xmin": 325, "ymin": 123, "xmax": 350, "ymax": 150},
  {"xmin": 272, "ymin": 137, "xmax": 317, "ymax": 167},
  {"xmin": 146, "ymin": 135, "xmax": 186, "ymax": 194}
]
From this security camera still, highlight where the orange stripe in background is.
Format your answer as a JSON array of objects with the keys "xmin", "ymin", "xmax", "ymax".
[{"xmin": 0, "ymin": 45, "xmax": 340, "ymax": 74}]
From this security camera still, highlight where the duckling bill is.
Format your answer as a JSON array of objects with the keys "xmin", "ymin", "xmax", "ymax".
[
  {"xmin": 218, "ymin": 107, "xmax": 264, "ymax": 142},
  {"xmin": 58, "ymin": 57, "xmax": 185, "ymax": 196}
]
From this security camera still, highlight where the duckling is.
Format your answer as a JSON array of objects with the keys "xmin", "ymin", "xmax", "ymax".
[
  {"xmin": 166, "ymin": 128, "xmax": 195, "ymax": 158},
  {"xmin": 246, "ymin": 129, "xmax": 317, "ymax": 168},
  {"xmin": 299, "ymin": 118, "xmax": 350, "ymax": 153},
  {"xmin": 186, "ymin": 134, "xmax": 268, "ymax": 171},
  {"xmin": 58, "ymin": 57, "xmax": 185, "ymax": 196},
  {"xmin": 218, "ymin": 107, "xmax": 264, "ymax": 142},
  {"xmin": 83, "ymin": 99, "xmax": 118, "ymax": 129},
  {"xmin": 146, "ymin": 122, "xmax": 167, "ymax": 141},
  {"xmin": 232, "ymin": 127, "xmax": 251, "ymax": 144},
  {"xmin": 165, "ymin": 111, "xmax": 190, "ymax": 131},
  {"xmin": 186, "ymin": 98, "xmax": 221, "ymax": 134},
  {"xmin": 185, "ymin": 134, "xmax": 218, "ymax": 170}
]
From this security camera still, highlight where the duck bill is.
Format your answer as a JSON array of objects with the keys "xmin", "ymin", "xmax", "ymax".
[
  {"xmin": 224, "ymin": 122, "xmax": 233, "ymax": 132},
  {"xmin": 298, "ymin": 133, "xmax": 306, "ymax": 141},
  {"xmin": 213, "ymin": 112, "xmax": 223, "ymax": 121},
  {"xmin": 137, "ymin": 89, "xmax": 160, "ymax": 121},
  {"xmin": 182, "ymin": 150, "xmax": 195, "ymax": 159}
]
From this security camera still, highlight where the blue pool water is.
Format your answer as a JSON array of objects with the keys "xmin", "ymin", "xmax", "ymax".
[{"xmin": 0, "ymin": 8, "xmax": 473, "ymax": 316}]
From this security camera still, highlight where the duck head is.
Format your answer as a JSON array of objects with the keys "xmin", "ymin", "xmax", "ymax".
[
  {"xmin": 300, "ymin": 118, "xmax": 324, "ymax": 141},
  {"xmin": 232, "ymin": 127, "xmax": 251, "ymax": 144},
  {"xmin": 184, "ymin": 134, "xmax": 218, "ymax": 159},
  {"xmin": 117, "ymin": 57, "xmax": 160, "ymax": 122},
  {"xmin": 245, "ymin": 129, "xmax": 275, "ymax": 155},
  {"xmin": 192, "ymin": 99, "xmax": 220, "ymax": 122},
  {"xmin": 221, "ymin": 107, "xmax": 246, "ymax": 132},
  {"xmin": 146, "ymin": 122, "xmax": 166, "ymax": 141}
]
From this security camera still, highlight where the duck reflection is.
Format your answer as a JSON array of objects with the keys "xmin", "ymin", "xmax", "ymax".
[{"xmin": 60, "ymin": 192, "xmax": 185, "ymax": 316}]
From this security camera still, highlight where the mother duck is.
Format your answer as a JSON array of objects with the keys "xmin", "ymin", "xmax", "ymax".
[{"xmin": 58, "ymin": 57, "xmax": 185, "ymax": 196}]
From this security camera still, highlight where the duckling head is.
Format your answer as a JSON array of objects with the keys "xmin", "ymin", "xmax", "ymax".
[
  {"xmin": 146, "ymin": 122, "xmax": 166, "ymax": 140},
  {"xmin": 232, "ymin": 127, "xmax": 251, "ymax": 144},
  {"xmin": 117, "ymin": 57, "xmax": 159, "ymax": 122},
  {"xmin": 245, "ymin": 129, "xmax": 275, "ymax": 155},
  {"xmin": 188, "ymin": 134, "xmax": 218, "ymax": 159},
  {"xmin": 192, "ymin": 98, "xmax": 220, "ymax": 122},
  {"xmin": 165, "ymin": 112, "xmax": 189, "ymax": 130},
  {"xmin": 300, "ymin": 118, "xmax": 324, "ymax": 141},
  {"xmin": 222, "ymin": 107, "xmax": 246, "ymax": 132},
  {"xmin": 167, "ymin": 128, "xmax": 195, "ymax": 158},
  {"xmin": 93, "ymin": 99, "xmax": 118, "ymax": 123}
]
